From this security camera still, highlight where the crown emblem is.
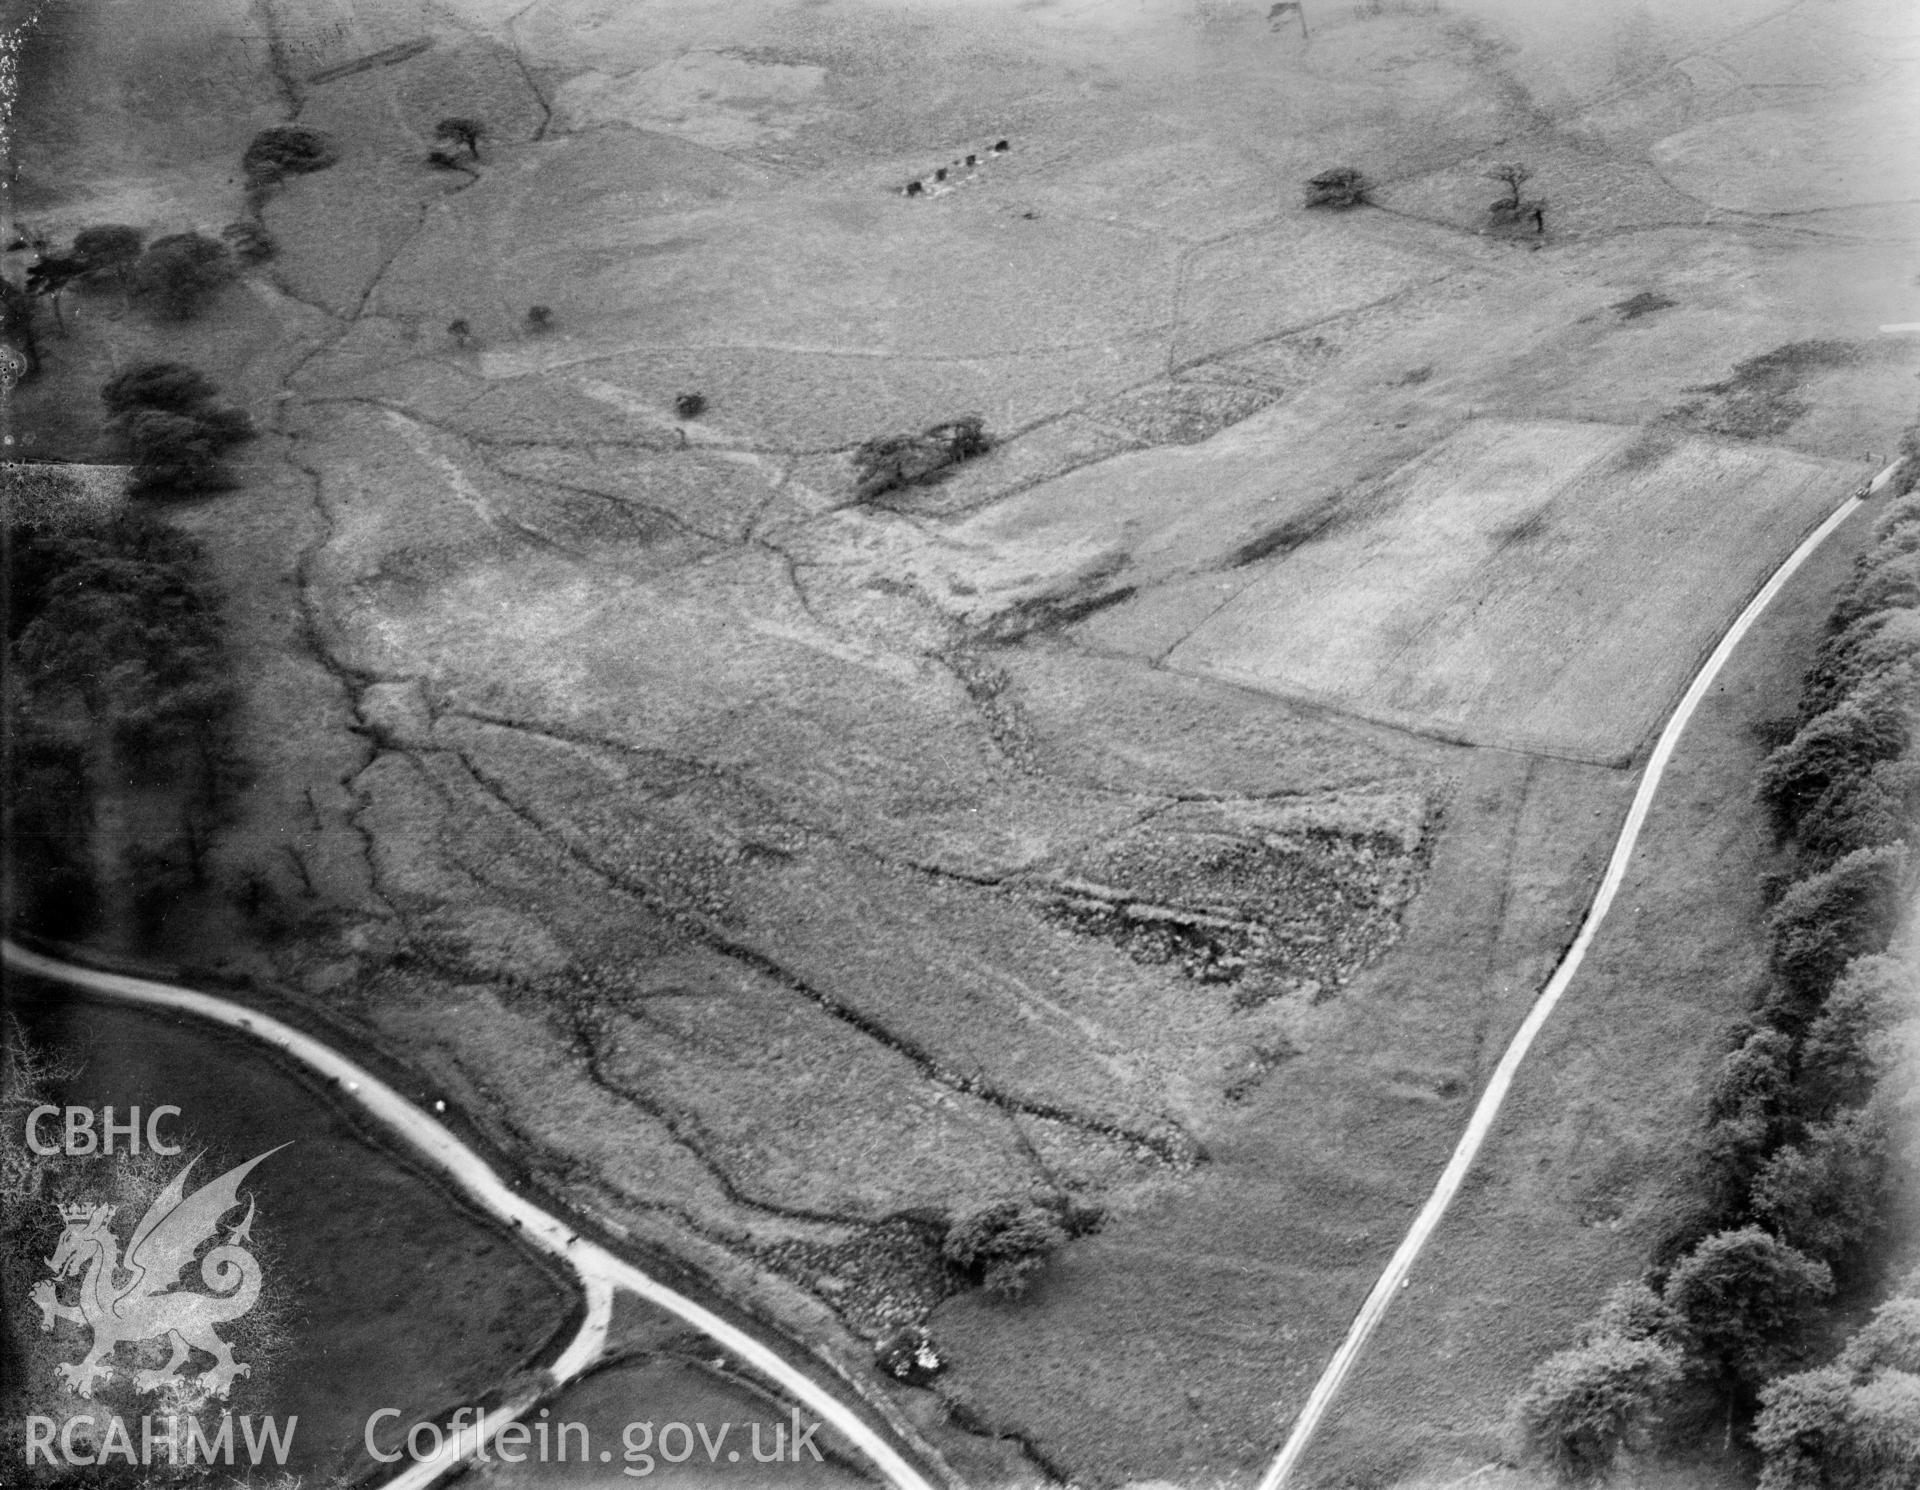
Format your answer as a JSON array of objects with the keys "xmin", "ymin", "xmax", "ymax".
[{"xmin": 57, "ymin": 1202, "xmax": 110, "ymax": 1225}]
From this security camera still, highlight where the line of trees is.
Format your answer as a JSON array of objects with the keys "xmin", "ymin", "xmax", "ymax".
[
  {"xmin": 1512, "ymin": 453, "xmax": 1920, "ymax": 1481},
  {"xmin": 24, "ymin": 223, "xmax": 244, "ymax": 329},
  {"xmin": 3, "ymin": 494, "xmax": 239, "ymax": 946}
]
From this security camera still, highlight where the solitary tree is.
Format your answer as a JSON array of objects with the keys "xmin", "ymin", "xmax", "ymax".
[
  {"xmin": 434, "ymin": 117, "xmax": 485, "ymax": 161},
  {"xmin": 674, "ymin": 391, "xmax": 707, "ymax": 419},
  {"xmin": 525, "ymin": 304, "xmax": 553, "ymax": 332},
  {"xmin": 25, "ymin": 253, "xmax": 87, "ymax": 332},
  {"xmin": 1486, "ymin": 161, "xmax": 1533, "ymax": 211},
  {"xmin": 447, "ymin": 318, "xmax": 473, "ymax": 348}
]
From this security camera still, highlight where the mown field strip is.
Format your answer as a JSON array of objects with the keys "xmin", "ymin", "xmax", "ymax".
[
  {"xmin": 0, "ymin": 941, "xmax": 940, "ymax": 1490},
  {"xmin": 1257, "ymin": 455, "xmax": 1905, "ymax": 1490}
]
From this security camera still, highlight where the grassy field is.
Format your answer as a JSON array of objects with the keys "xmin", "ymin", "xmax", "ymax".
[
  {"xmin": 1161, "ymin": 419, "xmax": 1859, "ymax": 763},
  {"xmin": 8, "ymin": 0, "xmax": 1920, "ymax": 1484}
]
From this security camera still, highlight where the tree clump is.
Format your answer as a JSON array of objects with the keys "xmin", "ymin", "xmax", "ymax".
[
  {"xmin": 1660, "ymin": 1228, "xmax": 1832, "ymax": 1396},
  {"xmin": 1304, "ymin": 166, "xmax": 1370, "ymax": 209},
  {"xmin": 242, "ymin": 125, "xmax": 338, "ymax": 186},
  {"xmin": 1764, "ymin": 845, "xmax": 1909, "ymax": 1013},
  {"xmin": 1757, "ymin": 683, "xmax": 1912, "ymax": 845},
  {"xmin": 5, "ymin": 510, "xmax": 237, "ymax": 943},
  {"xmin": 1756, "ymin": 1282, "xmax": 1920, "ymax": 1490},
  {"xmin": 853, "ymin": 415, "xmax": 992, "ymax": 503},
  {"xmin": 24, "ymin": 225, "xmax": 146, "ymax": 331},
  {"xmin": 1747, "ymin": 1107, "xmax": 1889, "ymax": 1274},
  {"xmin": 69, "ymin": 224, "xmax": 145, "ymax": 278},
  {"xmin": 1699, "ymin": 1025, "xmax": 1802, "ymax": 1219},
  {"xmin": 100, "ymin": 361, "xmax": 253, "ymax": 496},
  {"xmin": 1511, "ymin": 1281, "xmax": 1682, "ymax": 1483},
  {"xmin": 101, "ymin": 362, "xmax": 222, "ymax": 416},
  {"xmin": 1797, "ymin": 609, "xmax": 1920, "ymax": 722},
  {"xmin": 1512, "ymin": 1335, "xmax": 1682, "ymax": 1483},
  {"xmin": 128, "ymin": 233, "xmax": 234, "ymax": 321},
  {"xmin": 1797, "ymin": 955, "xmax": 1914, "ymax": 1116},
  {"xmin": 941, "ymin": 1198, "xmax": 1068, "ymax": 1299}
]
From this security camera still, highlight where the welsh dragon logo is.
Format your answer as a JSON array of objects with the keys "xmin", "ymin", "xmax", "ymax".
[{"xmin": 31, "ymin": 1146, "xmax": 285, "ymax": 1400}]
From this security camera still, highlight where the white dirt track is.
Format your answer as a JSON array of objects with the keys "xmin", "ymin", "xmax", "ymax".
[
  {"xmin": 0, "ymin": 939, "xmax": 942, "ymax": 1490},
  {"xmin": 1257, "ymin": 454, "xmax": 1906, "ymax": 1490}
]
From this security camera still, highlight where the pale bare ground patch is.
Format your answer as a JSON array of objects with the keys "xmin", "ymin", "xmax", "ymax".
[{"xmin": 1159, "ymin": 418, "xmax": 1861, "ymax": 763}]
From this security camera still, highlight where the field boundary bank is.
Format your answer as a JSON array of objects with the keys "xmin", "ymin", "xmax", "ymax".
[
  {"xmin": 1257, "ymin": 454, "xmax": 1906, "ymax": 1490},
  {"xmin": 1153, "ymin": 663, "xmax": 1631, "ymax": 767},
  {"xmin": 0, "ymin": 940, "xmax": 950, "ymax": 1490}
]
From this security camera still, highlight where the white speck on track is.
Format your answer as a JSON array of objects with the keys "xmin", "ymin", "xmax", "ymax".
[{"xmin": 1257, "ymin": 454, "xmax": 1905, "ymax": 1490}]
